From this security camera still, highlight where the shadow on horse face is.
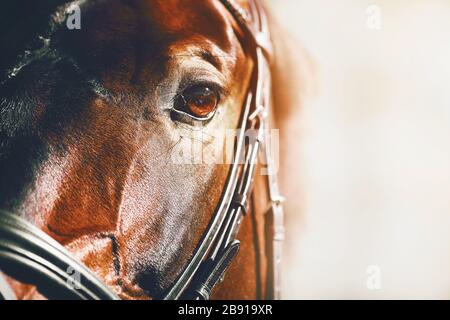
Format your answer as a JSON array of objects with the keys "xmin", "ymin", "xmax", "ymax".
[{"xmin": 0, "ymin": 0, "xmax": 253, "ymax": 299}]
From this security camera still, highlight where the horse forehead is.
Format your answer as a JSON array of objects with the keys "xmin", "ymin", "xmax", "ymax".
[
  {"xmin": 74, "ymin": 0, "xmax": 238, "ymax": 65},
  {"xmin": 141, "ymin": 0, "xmax": 234, "ymax": 51}
]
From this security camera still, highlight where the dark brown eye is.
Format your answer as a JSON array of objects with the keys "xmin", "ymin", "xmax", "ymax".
[{"xmin": 178, "ymin": 85, "xmax": 219, "ymax": 119}]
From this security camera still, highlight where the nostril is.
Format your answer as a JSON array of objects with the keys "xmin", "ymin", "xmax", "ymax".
[
  {"xmin": 115, "ymin": 276, "xmax": 152, "ymax": 300},
  {"xmin": 134, "ymin": 266, "xmax": 168, "ymax": 299}
]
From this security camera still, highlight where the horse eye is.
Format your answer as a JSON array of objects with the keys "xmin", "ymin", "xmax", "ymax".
[{"xmin": 176, "ymin": 85, "xmax": 220, "ymax": 119}]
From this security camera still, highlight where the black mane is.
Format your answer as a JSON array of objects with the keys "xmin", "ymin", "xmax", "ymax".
[
  {"xmin": 0, "ymin": 1, "xmax": 93, "ymax": 211},
  {"xmin": 0, "ymin": 0, "xmax": 73, "ymax": 78}
]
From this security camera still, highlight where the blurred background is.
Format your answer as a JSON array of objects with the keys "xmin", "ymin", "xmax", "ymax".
[{"xmin": 266, "ymin": 0, "xmax": 450, "ymax": 299}]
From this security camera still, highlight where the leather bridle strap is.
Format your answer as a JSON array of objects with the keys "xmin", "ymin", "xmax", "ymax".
[
  {"xmin": 163, "ymin": 0, "xmax": 282, "ymax": 300},
  {"xmin": 0, "ymin": 210, "xmax": 119, "ymax": 300}
]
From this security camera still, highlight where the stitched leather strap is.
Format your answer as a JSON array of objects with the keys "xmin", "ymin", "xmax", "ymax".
[{"xmin": 0, "ymin": 210, "xmax": 119, "ymax": 300}]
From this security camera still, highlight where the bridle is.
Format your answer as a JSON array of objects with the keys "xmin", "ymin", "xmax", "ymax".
[
  {"xmin": 164, "ymin": 0, "xmax": 284, "ymax": 300},
  {"xmin": 0, "ymin": 0, "xmax": 284, "ymax": 300}
]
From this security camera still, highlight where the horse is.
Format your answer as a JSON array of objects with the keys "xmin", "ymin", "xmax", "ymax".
[{"xmin": 0, "ymin": 0, "xmax": 308, "ymax": 300}]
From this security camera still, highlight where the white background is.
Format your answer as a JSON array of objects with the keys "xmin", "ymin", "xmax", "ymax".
[{"xmin": 267, "ymin": 0, "xmax": 450, "ymax": 299}]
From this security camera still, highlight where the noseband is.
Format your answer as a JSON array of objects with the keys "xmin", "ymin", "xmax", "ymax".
[{"xmin": 0, "ymin": 0, "xmax": 285, "ymax": 300}]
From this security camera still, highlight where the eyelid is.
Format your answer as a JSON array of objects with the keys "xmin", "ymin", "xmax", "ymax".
[
  {"xmin": 176, "ymin": 80, "xmax": 228, "ymax": 99},
  {"xmin": 171, "ymin": 108, "xmax": 217, "ymax": 124},
  {"xmin": 171, "ymin": 81, "xmax": 224, "ymax": 124}
]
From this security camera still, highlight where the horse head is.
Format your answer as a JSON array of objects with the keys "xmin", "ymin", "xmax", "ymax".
[{"xmin": 0, "ymin": 0, "xmax": 302, "ymax": 300}]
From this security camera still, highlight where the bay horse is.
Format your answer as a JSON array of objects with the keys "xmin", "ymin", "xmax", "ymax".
[{"xmin": 0, "ymin": 0, "xmax": 305, "ymax": 300}]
